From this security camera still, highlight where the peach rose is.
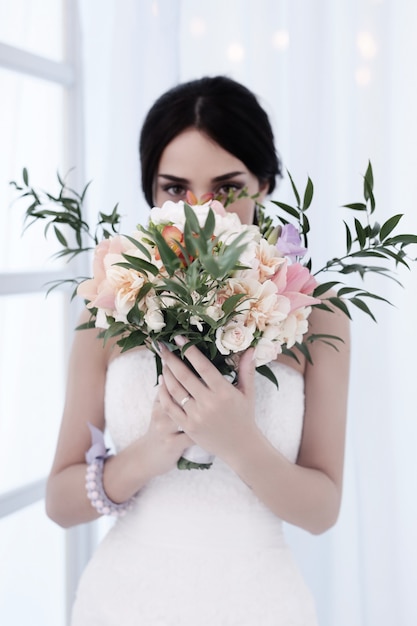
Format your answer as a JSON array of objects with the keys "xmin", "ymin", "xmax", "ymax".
[{"xmin": 77, "ymin": 235, "xmax": 129, "ymax": 309}]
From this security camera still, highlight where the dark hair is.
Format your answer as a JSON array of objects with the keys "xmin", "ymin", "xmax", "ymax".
[{"xmin": 139, "ymin": 76, "xmax": 283, "ymax": 207}]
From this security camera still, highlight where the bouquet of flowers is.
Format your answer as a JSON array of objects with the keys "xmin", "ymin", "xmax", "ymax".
[
  {"xmin": 75, "ymin": 194, "xmax": 320, "ymax": 386},
  {"xmin": 10, "ymin": 164, "xmax": 417, "ymax": 468}
]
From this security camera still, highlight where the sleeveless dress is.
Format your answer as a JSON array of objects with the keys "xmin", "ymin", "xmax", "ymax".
[{"xmin": 71, "ymin": 350, "xmax": 318, "ymax": 626}]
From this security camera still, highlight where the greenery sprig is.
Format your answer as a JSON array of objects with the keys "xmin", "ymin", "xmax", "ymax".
[
  {"xmin": 10, "ymin": 167, "xmax": 121, "ymax": 260},
  {"xmin": 257, "ymin": 161, "xmax": 417, "ymax": 324}
]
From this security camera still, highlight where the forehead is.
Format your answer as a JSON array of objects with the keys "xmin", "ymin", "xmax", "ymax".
[{"xmin": 157, "ymin": 129, "xmax": 248, "ymax": 177}]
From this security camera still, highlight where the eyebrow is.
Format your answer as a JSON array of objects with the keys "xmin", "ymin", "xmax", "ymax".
[{"xmin": 158, "ymin": 171, "xmax": 246, "ymax": 184}]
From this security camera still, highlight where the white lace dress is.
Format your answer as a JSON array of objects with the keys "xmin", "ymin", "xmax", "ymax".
[{"xmin": 71, "ymin": 350, "xmax": 318, "ymax": 625}]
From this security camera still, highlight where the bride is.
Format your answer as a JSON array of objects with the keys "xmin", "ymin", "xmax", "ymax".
[{"xmin": 46, "ymin": 75, "xmax": 350, "ymax": 625}]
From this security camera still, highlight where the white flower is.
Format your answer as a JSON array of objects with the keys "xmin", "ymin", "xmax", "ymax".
[
  {"xmin": 149, "ymin": 201, "xmax": 187, "ymax": 227},
  {"xmin": 253, "ymin": 336, "xmax": 281, "ymax": 367},
  {"xmin": 205, "ymin": 304, "xmax": 224, "ymax": 322},
  {"xmin": 144, "ymin": 295, "xmax": 166, "ymax": 332},
  {"xmin": 255, "ymin": 238, "xmax": 286, "ymax": 281},
  {"xmin": 278, "ymin": 306, "xmax": 311, "ymax": 348},
  {"xmin": 215, "ymin": 214, "xmax": 259, "ymax": 249},
  {"xmin": 266, "ymin": 294, "xmax": 291, "ymax": 326},
  {"xmin": 190, "ymin": 315, "xmax": 204, "ymax": 331},
  {"xmin": 215, "ymin": 319, "xmax": 255, "ymax": 355},
  {"xmin": 144, "ymin": 308, "xmax": 165, "ymax": 332}
]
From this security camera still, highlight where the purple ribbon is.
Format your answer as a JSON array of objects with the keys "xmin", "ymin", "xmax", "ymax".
[{"xmin": 85, "ymin": 422, "xmax": 110, "ymax": 464}]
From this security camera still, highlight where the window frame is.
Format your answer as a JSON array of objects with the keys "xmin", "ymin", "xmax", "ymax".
[{"xmin": 0, "ymin": 2, "xmax": 96, "ymax": 623}]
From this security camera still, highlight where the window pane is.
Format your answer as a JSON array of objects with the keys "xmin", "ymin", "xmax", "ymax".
[
  {"xmin": 0, "ymin": 0, "xmax": 64, "ymax": 62},
  {"xmin": 0, "ymin": 68, "xmax": 67, "ymax": 272},
  {"xmin": 0, "ymin": 291, "xmax": 67, "ymax": 494},
  {"xmin": 0, "ymin": 500, "xmax": 65, "ymax": 626}
]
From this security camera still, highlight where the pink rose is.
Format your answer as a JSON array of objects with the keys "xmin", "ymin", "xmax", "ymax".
[{"xmin": 282, "ymin": 263, "xmax": 321, "ymax": 312}]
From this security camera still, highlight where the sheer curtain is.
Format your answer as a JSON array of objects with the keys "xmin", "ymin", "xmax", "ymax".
[{"xmin": 78, "ymin": 1, "xmax": 417, "ymax": 624}]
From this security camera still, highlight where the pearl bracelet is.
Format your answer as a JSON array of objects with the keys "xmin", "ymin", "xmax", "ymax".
[{"xmin": 85, "ymin": 423, "xmax": 135, "ymax": 517}]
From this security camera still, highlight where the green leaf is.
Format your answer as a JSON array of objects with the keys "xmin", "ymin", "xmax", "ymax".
[
  {"xmin": 126, "ymin": 303, "xmax": 144, "ymax": 326},
  {"xmin": 354, "ymin": 218, "xmax": 366, "ymax": 248},
  {"xmin": 307, "ymin": 333, "xmax": 344, "ymax": 348},
  {"xmin": 383, "ymin": 234, "xmax": 417, "ymax": 246},
  {"xmin": 353, "ymin": 290, "xmax": 392, "ymax": 305},
  {"xmin": 76, "ymin": 320, "xmax": 97, "ymax": 331},
  {"xmin": 255, "ymin": 364, "xmax": 279, "ymax": 389},
  {"xmin": 364, "ymin": 161, "xmax": 374, "ymax": 197},
  {"xmin": 380, "ymin": 214, "xmax": 403, "ymax": 241},
  {"xmin": 117, "ymin": 329, "xmax": 147, "ymax": 352},
  {"xmin": 349, "ymin": 297, "xmax": 377, "ymax": 321},
  {"xmin": 23, "ymin": 167, "xmax": 29, "ymax": 185},
  {"xmin": 302, "ymin": 177, "xmax": 314, "ymax": 211},
  {"xmin": 311, "ymin": 301, "xmax": 334, "ymax": 313},
  {"xmin": 118, "ymin": 254, "xmax": 160, "ymax": 276},
  {"xmin": 199, "ymin": 233, "xmax": 247, "ymax": 279},
  {"xmin": 122, "ymin": 234, "xmax": 152, "ymax": 261},
  {"xmin": 151, "ymin": 230, "xmax": 182, "ymax": 275},
  {"xmin": 281, "ymin": 346, "xmax": 301, "ymax": 363},
  {"xmin": 221, "ymin": 293, "xmax": 248, "ymax": 316},
  {"xmin": 302, "ymin": 213, "xmax": 310, "ymax": 235},
  {"xmin": 313, "ymin": 281, "xmax": 340, "ymax": 297},
  {"xmin": 137, "ymin": 281, "xmax": 154, "ymax": 302},
  {"xmin": 102, "ymin": 321, "xmax": 126, "ymax": 343},
  {"xmin": 202, "ymin": 208, "xmax": 215, "ymax": 239},
  {"xmin": 343, "ymin": 202, "xmax": 367, "ymax": 211},
  {"xmin": 364, "ymin": 177, "xmax": 376, "ymax": 213},
  {"xmin": 337, "ymin": 286, "xmax": 360, "ymax": 296},
  {"xmin": 53, "ymin": 226, "xmax": 68, "ymax": 247},
  {"xmin": 157, "ymin": 277, "xmax": 191, "ymax": 301},
  {"xmin": 349, "ymin": 250, "xmax": 388, "ymax": 259},
  {"xmin": 293, "ymin": 340, "xmax": 313, "ymax": 364},
  {"xmin": 270, "ymin": 201, "xmax": 300, "ymax": 220},
  {"xmin": 184, "ymin": 203, "xmax": 201, "ymax": 233},
  {"xmin": 183, "ymin": 221, "xmax": 198, "ymax": 259},
  {"xmin": 80, "ymin": 180, "xmax": 92, "ymax": 203},
  {"xmin": 327, "ymin": 297, "xmax": 352, "ymax": 319},
  {"xmin": 287, "ymin": 170, "xmax": 301, "ymax": 206},
  {"xmin": 344, "ymin": 221, "xmax": 352, "ymax": 254}
]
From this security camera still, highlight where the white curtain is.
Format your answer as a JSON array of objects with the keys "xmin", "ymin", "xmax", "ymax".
[{"xmin": 78, "ymin": 1, "xmax": 417, "ymax": 625}]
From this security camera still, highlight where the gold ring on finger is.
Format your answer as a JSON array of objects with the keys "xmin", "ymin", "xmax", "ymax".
[{"xmin": 180, "ymin": 395, "xmax": 191, "ymax": 408}]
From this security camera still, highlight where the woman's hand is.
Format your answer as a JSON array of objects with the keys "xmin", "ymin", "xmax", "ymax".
[
  {"xmin": 140, "ymin": 391, "xmax": 195, "ymax": 478},
  {"xmin": 157, "ymin": 337, "xmax": 258, "ymax": 462}
]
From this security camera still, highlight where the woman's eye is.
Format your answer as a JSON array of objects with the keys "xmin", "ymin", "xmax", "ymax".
[
  {"xmin": 217, "ymin": 184, "xmax": 240, "ymax": 195},
  {"xmin": 163, "ymin": 185, "xmax": 187, "ymax": 197},
  {"xmin": 215, "ymin": 184, "xmax": 244, "ymax": 202}
]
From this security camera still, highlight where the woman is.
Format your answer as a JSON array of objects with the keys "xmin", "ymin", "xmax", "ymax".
[{"xmin": 46, "ymin": 76, "xmax": 350, "ymax": 625}]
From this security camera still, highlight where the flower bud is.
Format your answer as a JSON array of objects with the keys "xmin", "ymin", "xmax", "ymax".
[{"xmin": 267, "ymin": 225, "xmax": 282, "ymax": 245}]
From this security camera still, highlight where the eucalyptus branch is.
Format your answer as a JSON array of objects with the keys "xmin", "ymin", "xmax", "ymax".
[{"xmin": 10, "ymin": 167, "xmax": 122, "ymax": 260}]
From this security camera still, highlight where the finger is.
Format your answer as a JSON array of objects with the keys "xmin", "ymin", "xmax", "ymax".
[
  {"xmin": 161, "ymin": 363, "xmax": 195, "ymax": 412},
  {"xmin": 168, "ymin": 336, "xmax": 223, "ymax": 392},
  {"xmin": 159, "ymin": 342, "xmax": 210, "ymax": 398},
  {"xmin": 236, "ymin": 348, "xmax": 256, "ymax": 397},
  {"xmin": 157, "ymin": 374, "xmax": 188, "ymax": 430}
]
